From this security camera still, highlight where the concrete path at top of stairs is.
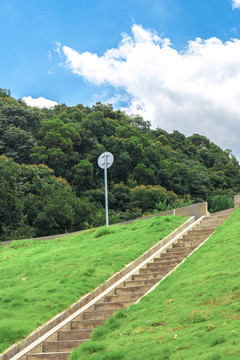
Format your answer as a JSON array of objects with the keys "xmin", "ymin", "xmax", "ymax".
[{"xmin": 5, "ymin": 208, "xmax": 234, "ymax": 360}]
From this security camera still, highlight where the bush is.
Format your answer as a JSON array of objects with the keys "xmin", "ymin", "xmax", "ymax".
[
  {"xmin": 129, "ymin": 185, "xmax": 179, "ymax": 212},
  {"xmin": 210, "ymin": 195, "xmax": 233, "ymax": 213}
]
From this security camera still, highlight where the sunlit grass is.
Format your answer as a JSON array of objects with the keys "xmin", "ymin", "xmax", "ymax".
[
  {"xmin": 70, "ymin": 207, "xmax": 240, "ymax": 360},
  {"xmin": 0, "ymin": 215, "xmax": 186, "ymax": 353}
]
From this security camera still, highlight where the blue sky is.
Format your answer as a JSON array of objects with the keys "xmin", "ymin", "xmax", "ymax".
[{"xmin": 1, "ymin": 0, "xmax": 240, "ymax": 158}]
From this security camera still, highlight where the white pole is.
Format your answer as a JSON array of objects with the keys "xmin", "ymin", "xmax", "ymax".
[
  {"xmin": 104, "ymin": 153, "xmax": 109, "ymax": 228},
  {"xmin": 98, "ymin": 152, "xmax": 113, "ymax": 228}
]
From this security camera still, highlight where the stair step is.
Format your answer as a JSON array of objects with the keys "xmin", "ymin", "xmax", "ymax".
[
  {"xmin": 132, "ymin": 273, "xmax": 162, "ymax": 281},
  {"xmin": 27, "ymin": 352, "xmax": 71, "ymax": 360},
  {"xmin": 116, "ymin": 285, "xmax": 151, "ymax": 294},
  {"xmin": 105, "ymin": 293, "xmax": 144, "ymax": 302},
  {"xmin": 181, "ymin": 234, "xmax": 209, "ymax": 240},
  {"xmin": 124, "ymin": 279, "xmax": 157, "ymax": 287},
  {"xmin": 161, "ymin": 250, "xmax": 189, "ymax": 257},
  {"xmin": 140, "ymin": 266, "xmax": 171, "ymax": 274},
  {"xmin": 173, "ymin": 242, "xmax": 200, "ymax": 248},
  {"xmin": 94, "ymin": 300, "xmax": 131, "ymax": 310},
  {"xmin": 189, "ymin": 228, "xmax": 214, "ymax": 233},
  {"xmin": 157, "ymin": 255, "xmax": 187, "ymax": 262},
  {"xmin": 183, "ymin": 229, "xmax": 212, "ymax": 234},
  {"xmin": 71, "ymin": 319, "xmax": 105, "ymax": 330},
  {"xmin": 83, "ymin": 309, "xmax": 117, "ymax": 320},
  {"xmin": 166, "ymin": 246, "xmax": 195, "ymax": 253},
  {"xmin": 58, "ymin": 329, "xmax": 92, "ymax": 341},
  {"xmin": 201, "ymin": 221, "xmax": 222, "ymax": 226},
  {"xmin": 178, "ymin": 237, "xmax": 204, "ymax": 243},
  {"xmin": 163, "ymin": 250, "xmax": 194, "ymax": 258},
  {"xmin": 181, "ymin": 233, "xmax": 207, "ymax": 238},
  {"xmin": 183, "ymin": 229, "xmax": 214, "ymax": 237},
  {"xmin": 43, "ymin": 340, "xmax": 84, "ymax": 352},
  {"xmin": 148, "ymin": 259, "xmax": 180, "ymax": 266},
  {"xmin": 179, "ymin": 237, "xmax": 209, "ymax": 243},
  {"xmin": 160, "ymin": 250, "xmax": 191, "ymax": 258},
  {"xmin": 185, "ymin": 233, "xmax": 211, "ymax": 238}
]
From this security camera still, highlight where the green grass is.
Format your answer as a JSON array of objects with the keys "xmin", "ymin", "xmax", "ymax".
[
  {"xmin": 0, "ymin": 215, "xmax": 187, "ymax": 353},
  {"xmin": 70, "ymin": 207, "xmax": 240, "ymax": 360}
]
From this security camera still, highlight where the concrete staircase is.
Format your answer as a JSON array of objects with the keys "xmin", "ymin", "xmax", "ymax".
[{"xmin": 11, "ymin": 209, "xmax": 234, "ymax": 360}]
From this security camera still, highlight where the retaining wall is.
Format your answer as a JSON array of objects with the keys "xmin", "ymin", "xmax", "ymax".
[{"xmin": 0, "ymin": 201, "xmax": 210, "ymax": 247}]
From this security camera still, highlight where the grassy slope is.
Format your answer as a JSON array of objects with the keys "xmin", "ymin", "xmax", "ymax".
[
  {"xmin": 0, "ymin": 215, "xmax": 186, "ymax": 353},
  {"xmin": 71, "ymin": 207, "xmax": 240, "ymax": 360}
]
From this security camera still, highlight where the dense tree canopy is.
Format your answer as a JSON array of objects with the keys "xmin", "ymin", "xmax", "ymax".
[{"xmin": 0, "ymin": 88, "xmax": 239, "ymax": 240}]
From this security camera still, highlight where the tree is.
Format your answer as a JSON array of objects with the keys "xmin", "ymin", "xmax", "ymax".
[
  {"xmin": 129, "ymin": 115, "xmax": 151, "ymax": 131},
  {"xmin": 188, "ymin": 134, "xmax": 211, "ymax": 148},
  {"xmin": 0, "ymin": 156, "xmax": 100, "ymax": 240},
  {"xmin": 131, "ymin": 163, "xmax": 156, "ymax": 185},
  {"xmin": 0, "ymin": 156, "xmax": 31, "ymax": 240},
  {"xmin": 0, "ymin": 88, "xmax": 11, "ymax": 98},
  {"xmin": 129, "ymin": 185, "xmax": 179, "ymax": 212},
  {"xmin": 73, "ymin": 159, "xmax": 94, "ymax": 195},
  {"xmin": 31, "ymin": 118, "xmax": 81, "ymax": 178},
  {"xmin": 110, "ymin": 182, "xmax": 131, "ymax": 212},
  {"xmin": 0, "ymin": 104, "xmax": 41, "ymax": 137},
  {"xmin": 188, "ymin": 167, "xmax": 211, "ymax": 201},
  {"xmin": 113, "ymin": 151, "xmax": 132, "ymax": 183},
  {"xmin": 0, "ymin": 127, "xmax": 36, "ymax": 163},
  {"xmin": 165, "ymin": 162, "xmax": 190, "ymax": 196},
  {"xmin": 82, "ymin": 111, "xmax": 117, "ymax": 141},
  {"xmin": 169, "ymin": 130, "xmax": 186, "ymax": 150}
]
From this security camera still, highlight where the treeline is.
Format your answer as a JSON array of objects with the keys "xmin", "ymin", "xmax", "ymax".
[{"xmin": 0, "ymin": 88, "xmax": 238, "ymax": 240}]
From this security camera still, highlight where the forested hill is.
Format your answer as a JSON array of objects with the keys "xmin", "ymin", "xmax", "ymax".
[{"xmin": 0, "ymin": 88, "xmax": 239, "ymax": 241}]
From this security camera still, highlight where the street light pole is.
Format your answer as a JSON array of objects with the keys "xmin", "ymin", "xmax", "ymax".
[
  {"xmin": 98, "ymin": 152, "xmax": 114, "ymax": 228},
  {"xmin": 104, "ymin": 153, "xmax": 109, "ymax": 228}
]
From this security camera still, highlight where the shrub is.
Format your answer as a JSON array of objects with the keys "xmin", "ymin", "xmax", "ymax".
[{"xmin": 210, "ymin": 195, "xmax": 233, "ymax": 213}]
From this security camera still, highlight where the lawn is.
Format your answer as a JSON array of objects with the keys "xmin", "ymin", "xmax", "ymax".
[
  {"xmin": 0, "ymin": 215, "xmax": 186, "ymax": 353},
  {"xmin": 70, "ymin": 207, "xmax": 240, "ymax": 360}
]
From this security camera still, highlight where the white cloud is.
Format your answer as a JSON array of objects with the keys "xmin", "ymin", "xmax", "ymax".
[
  {"xmin": 61, "ymin": 24, "xmax": 240, "ymax": 158},
  {"xmin": 23, "ymin": 96, "xmax": 58, "ymax": 109},
  {"xmin": 54, "ymin": 41, "xmax": 62, "ymax": 56},
  {"xmin": 232, "ymin": 0, "xmax": 240, "ymax": 9}
]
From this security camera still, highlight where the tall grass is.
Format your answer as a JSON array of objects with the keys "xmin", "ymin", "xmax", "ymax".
[
  {"xmin": 71, "ymin": 207, "xmax": 240, "ymax": 360},
  {"xmin": 0, "ymin": 215, "xmax": 186, "ymax": 353}
]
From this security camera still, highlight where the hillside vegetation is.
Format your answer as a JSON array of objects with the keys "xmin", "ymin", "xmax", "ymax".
[
  {"xmin": 70, "ymin": 207, "xmax": 240, "ymax": 360},
  {"xmin": 0, "ymin": 215, "xmax": 186, "ymax": 353},
  {"xmin": 0, "ymin": 88, "xmax": 239, "ymax": 240}
]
